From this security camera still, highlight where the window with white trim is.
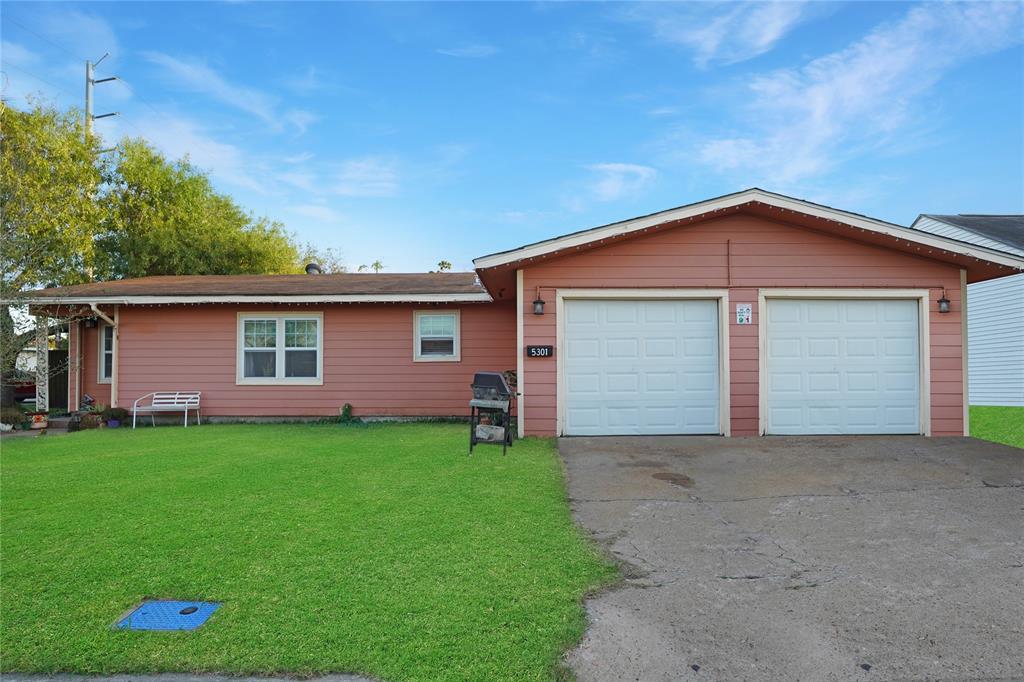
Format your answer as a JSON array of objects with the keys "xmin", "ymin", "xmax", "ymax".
[
  {"xmin": 238, "ymin": 314, "xmax": 322, "ymax": 384},
  {"xmin": 414, "ymin": 310, "xmax": 460, "ymax": 361},
  {"xmin": 98, "ymin": 324, "xmax": 114, "ymax": 383}
]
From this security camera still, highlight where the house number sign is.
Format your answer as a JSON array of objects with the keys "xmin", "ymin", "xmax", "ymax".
[
  {"xmin": 526, "ymin": 345, "xmax": 554, "ymax": 358},
  {"xmin": 736, "ymin": 303, "xmax": 752, "ymax": 325}
]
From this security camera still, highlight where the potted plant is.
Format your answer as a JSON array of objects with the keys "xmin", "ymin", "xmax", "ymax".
[
  {"xmin": 25, "ymin": 410, "xmax": 49, "ymax": 430},
  {"xmin": 102, "ymin": 407, "xmax": 129, "ymax": 428}
]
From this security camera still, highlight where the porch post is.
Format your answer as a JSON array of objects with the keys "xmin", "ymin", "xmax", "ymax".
[{"xmin": 34, "ymin": 316, "xmax": 49, "ymax": 412}]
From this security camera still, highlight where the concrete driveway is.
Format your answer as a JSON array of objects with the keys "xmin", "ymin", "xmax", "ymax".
[{"xmin": 560, "ymin": 436, "xmax": 1024, "ymax": 681}]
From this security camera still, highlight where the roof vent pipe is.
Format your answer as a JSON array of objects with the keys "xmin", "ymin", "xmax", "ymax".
[{"xmin": 304, "ymin": 263, "xmax": 322, "ymax": 275}]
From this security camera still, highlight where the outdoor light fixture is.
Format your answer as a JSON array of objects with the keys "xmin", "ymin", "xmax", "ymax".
[
  {"xmin": 533, "ymin": 296, "xmax": 546, "ymax": 315},
  {"xmin": 937, "ymin": 291, "xmax": 951, "ymax": 314},
  {"xmin": 84, "ymin": 318, "xmax": 98, "ymax": 328}
]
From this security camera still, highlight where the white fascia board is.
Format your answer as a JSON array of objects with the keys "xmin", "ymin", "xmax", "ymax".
[
  {"xmin": 25, "ymin": 292, "xmax": 493, "ymax": 305},
  {"xmin": 473, "ymin": 188, "xmax": 1024, "ymax": 270}
]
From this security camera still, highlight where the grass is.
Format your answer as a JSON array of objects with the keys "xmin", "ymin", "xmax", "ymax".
[
  {"xmin": 0, "ymin": 423, "xmax": 616, "ymax": 680},
  {"xmin": 970, "ymin": 406, "xmax": 1024, "ymax": 449}
]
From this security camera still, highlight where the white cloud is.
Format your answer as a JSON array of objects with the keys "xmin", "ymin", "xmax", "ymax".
[
  {"xmin": 1, "ymin": 41, "xmax": 40, "ymax": 66},
  {"xmin": 143, "ymin": 51, "xmax": 280, "ymax": 126},
  {"xmin": 289, "ymin": 203, "xmax": 344, "ymax": 224},
  {"xmin": 585, "ymin": 163, "xmax": 657, "ymax": 201},
  {"xmin": 284, "ymin": 108, "xmax": 319, "ymax": 135},
  {"xmin": 38, "ymin": 9, "xmax": 120, "ymax": 60},
  {"xmin": 436, "ymin": 44, "xmax": 499, "ymax": 58},
  {"xmin": 283, "ymin": 152, "xmax": 315, "ymax": 164},
  {"xmin": 695, "ymin": 2, "xmax": 1024, "ymax": 184},
  {"xmin": 334, "ymin": 157, "xmax": 399, "ymax": 197},
  {"xmin": 623, "ymin": 1, "xmax": 811, "ymax": 67},
  {"xmin": 285, "ymin": 66, "xmax": 322, "ymax": 94}
]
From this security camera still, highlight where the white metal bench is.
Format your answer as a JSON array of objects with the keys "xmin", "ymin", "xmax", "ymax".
[{"xmin": 132, "ymin": 391, "xmax": 202, "ymax": 428}]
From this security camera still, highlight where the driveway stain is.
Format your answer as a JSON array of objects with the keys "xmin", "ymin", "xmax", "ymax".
[{"xmin": 652, "ymin": 471, "xmax": 694, "ymax": 487}]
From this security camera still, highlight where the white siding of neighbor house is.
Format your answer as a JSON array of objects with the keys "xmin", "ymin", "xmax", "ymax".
[
  {"xmin": 912, "ymin": 216, "xmax": 1024, "ymax": 407},
  {"xmin": 968, "ymin": 273, "xmax": 1024, "ymax": 406}
]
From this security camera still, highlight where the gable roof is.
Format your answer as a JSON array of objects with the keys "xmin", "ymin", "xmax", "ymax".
[
  {"xmin": 25, "ymin": 272, "xmax": 491, "ymax": 304},
  {"xmin": 915, "ymin": 214, "xmax": 1024, "ymax": 254},
  {"xmin": 473, "ymin": 188, "xmax": 1024, "ymax": 272}
]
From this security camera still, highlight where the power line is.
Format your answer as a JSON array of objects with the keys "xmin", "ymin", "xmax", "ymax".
[
  {"xmin": 3, "ymin": 16, "xmax": 83, "ymax": 62},
  {"xmin": 115, "ymin": 77, "xmax": 166, "ymax": 121},
  {"xmin": 1, "ymin": 62, "xmax": 79, "ymax": 100}
]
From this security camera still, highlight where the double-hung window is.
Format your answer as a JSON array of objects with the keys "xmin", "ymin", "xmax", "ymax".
[
  {"xmin": 413, "ymin": 310, "xmax": 460, "ymax": 362},
  {"xmin": 237, "ymin": 313, "xmax": 323, "ymax": 384},
  {"xmin": 98, "ymin": 324, "xmax": 114, "ymax": 383}
]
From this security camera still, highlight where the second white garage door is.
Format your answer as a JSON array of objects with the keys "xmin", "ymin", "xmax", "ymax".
[
  {"xmin": 563, "ymin": 299, "xmax": 720, "ymax": 436},
  {"xmin": 764, "ymin": 298, "xmax": 921, "ymax": 435}
]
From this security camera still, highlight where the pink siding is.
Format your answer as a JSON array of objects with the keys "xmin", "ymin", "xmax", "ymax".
[
  {"xmin": 79, "ymin": 322, "xmax": 111, "ymax": 408},
  {"xmin": 114, "ymin": 303, "xmax": 516, "ymax": 418},
  {"xmin": 520, "ymin": 213, "xmax": 965, "ymax": 437}
]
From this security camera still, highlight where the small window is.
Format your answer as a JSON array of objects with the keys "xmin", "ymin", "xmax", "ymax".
[
  {"xmin": 99, "ymin": 324, "xmax": 114, "ymax": 383},
  {"xmin": 238, "ymin": 314, "xmax": 322, "ymax": 384},
  {"xmin": 414, "ymin": 311, "xmax": 460, "ymax": 362}
]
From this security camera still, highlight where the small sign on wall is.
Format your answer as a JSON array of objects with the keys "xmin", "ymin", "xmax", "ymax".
[
  {"xmin": 526, "ymin": 345, "xmax": 554, "ymax": 358},
  {"xmin": 736, "ymin": 303, "xmax": 752, "ymax": 325}
]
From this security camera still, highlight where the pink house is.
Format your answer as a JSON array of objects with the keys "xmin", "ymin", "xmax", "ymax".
[{"xmin": 28, "ymin": 189, "xmax": 1024, "ymax": 437}]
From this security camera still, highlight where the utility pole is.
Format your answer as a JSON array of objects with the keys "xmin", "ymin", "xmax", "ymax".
[{"xmin": 84, "ymin": 52, "xmax": 119, "ymax": 140}]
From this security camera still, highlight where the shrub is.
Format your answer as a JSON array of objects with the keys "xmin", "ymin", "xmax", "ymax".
[
  {"xmin": 1, "ymin": 406, "xmax": 25, "ymax": 426},
  {"xmin": 79, "ymin": 413, "xmax": 101, "ymax": 429},
  {"xmin": 101, "ymin": 407, "xmax": 129, "ymax": 422},
  {"xmin": 338, "ymin": 403, "xmax": 363, "ymax": 425}
]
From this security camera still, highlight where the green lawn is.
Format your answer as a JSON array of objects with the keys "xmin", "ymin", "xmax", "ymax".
[
  {"xmin": 0, "ymin": 424, "xmax": 616, "ymax": 680},
  {"xmin": 970, "ymin": 406, "xmax": 1024, "ymax": 449}
]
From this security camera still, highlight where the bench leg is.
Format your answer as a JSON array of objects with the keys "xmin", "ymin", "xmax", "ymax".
[
  {"xmin": 132, "ymin": 411, "xmax": 137, "ymax": 429},
  {"xmin": 184, "ymin": 408, "xmax": 188, "ymax": 427},
  {"xmin": 151, "ymin": 413, "xmax": 156, "ymax": 427},
  {"xmin": 196, "ymin": 409, "xmax": 201, "ymax": 426}
]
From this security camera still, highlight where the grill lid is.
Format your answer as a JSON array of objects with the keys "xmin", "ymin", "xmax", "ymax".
[{"xmin": 471, "ymin": 371, "xmax": 512, "ymax": 400}]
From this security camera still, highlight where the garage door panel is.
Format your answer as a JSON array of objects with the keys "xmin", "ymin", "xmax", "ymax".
[
  {"xmin": 766, "ymin": 299, "xmax": 920, "ymax": 435},
  {"xmin": 564, "ymin": 299, "xmax": 720, "ymax": 436}
]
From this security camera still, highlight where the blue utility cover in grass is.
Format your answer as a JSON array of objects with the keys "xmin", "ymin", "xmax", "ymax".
[{"xmin": 115, "ymin": 600, "xmax": 220, "ymax": 630}]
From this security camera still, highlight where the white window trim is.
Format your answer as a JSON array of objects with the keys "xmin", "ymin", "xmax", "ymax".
[
  {"xmin": 413, "ymin": 309, "xmax": 461, "ymax": 362},
  {"xmin": 97, "ymin": 322, "xmax": 114, "ymax": 385},
  {"xmin": 756, "ymin": 288, "xmax": 932, "ymax": 437},
  {"xmin": 236, "ymin": 312, "xmax": 324, "ymax": 386},
  {"xmin": 554, "ymin": 289, "xmax": 731, "ymax": 437}
]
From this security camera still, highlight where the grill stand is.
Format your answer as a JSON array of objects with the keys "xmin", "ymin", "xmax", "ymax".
[{"xmin": 469, "ymin": 398, "xmax": 514, "ymax": 456}]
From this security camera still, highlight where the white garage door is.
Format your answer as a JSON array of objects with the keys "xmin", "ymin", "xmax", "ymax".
[
  {"xmin": 765, "ymin": 299, "xmax": 921, "ymax": 435},
  {"xmin": 563, "ymin": 299, "xmax": 720, "ymax": 436}
]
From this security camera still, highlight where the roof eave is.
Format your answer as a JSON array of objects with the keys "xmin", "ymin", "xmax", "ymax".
[{"xmin": 474, "ymin": 188, "xmax": 1024, "ymax": 272}]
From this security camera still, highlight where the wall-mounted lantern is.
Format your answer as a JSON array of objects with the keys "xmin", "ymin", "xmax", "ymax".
[
  {"xmin": 532, "ymin": 295, "xmax": 546, "ymax": 315},
  {"xmin": 937, "ymin": 291, "xmax": 951, "ymax": 314}
]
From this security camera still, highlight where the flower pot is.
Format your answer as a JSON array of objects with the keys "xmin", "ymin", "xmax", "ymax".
[
  {"xmin": 27, "ymin": 412, "xmax": 48, "ymax": 430},
  {"xmin": 107, "ymin": 419, "xmax": 121, "ymax": 428}
]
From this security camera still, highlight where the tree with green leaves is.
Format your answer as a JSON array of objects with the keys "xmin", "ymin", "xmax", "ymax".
[
  {"xmin": 1, "ymin": 102, "xmax": 104, "ymax": 404},
  {"xmin": 96, "ymin": 139, "xmax": 301, "ymax": 278}
]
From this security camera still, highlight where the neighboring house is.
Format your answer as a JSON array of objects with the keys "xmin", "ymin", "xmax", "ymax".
[
  {"xmin": 912, "ymin": 214, "xmax": 1024, "ymax": 407},
  {"xmin": 26, "ymin": 188, "xmax": 1024, "ymax": 437}
]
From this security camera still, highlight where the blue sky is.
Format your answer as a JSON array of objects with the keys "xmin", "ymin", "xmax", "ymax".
[{"xmin": 3, "ymin": 1, "xmax": 1022, "ymax": 271}]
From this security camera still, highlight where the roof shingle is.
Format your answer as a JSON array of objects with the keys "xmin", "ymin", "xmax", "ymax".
[{"xmin": 27, "ymin": 272, "xmax": 487, "ymax": 300}]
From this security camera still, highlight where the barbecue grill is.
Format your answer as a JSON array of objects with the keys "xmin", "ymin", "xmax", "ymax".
[{"xmin": 469, "ymin": 371, "xmax": 515, "ymax": 455}]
